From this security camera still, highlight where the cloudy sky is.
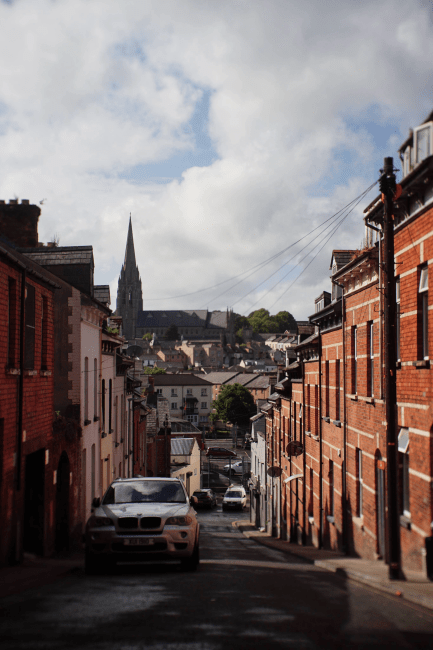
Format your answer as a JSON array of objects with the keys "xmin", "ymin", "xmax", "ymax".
[{"xmin": 1, "ymin": 0, "xmax": 432, "ymax": 320}]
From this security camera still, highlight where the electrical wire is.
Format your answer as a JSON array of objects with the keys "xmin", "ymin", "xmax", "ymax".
[
  {"xmin": 264, "ymin": 183, "xmax": 377, "ymax": 311},
  {"xmin": 142, "ymin": 182, "xmax": 379, "ymax": 304}
]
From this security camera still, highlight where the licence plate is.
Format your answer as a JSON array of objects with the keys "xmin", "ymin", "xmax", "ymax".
[{"xmin": 124, "ymin": 538, "xmax": 154, "ymax": 546}]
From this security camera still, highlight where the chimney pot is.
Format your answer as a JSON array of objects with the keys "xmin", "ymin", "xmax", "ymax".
[
  {"xmin": 21, "ymin": 199, "xmax": 29, "ymax": 205},
  {"xmin": 0, "ymin": 200, "xmax": 5, "ymax": 204},
  {"xmin": 9, "ymin": 199, "xmax": 18, "ymax": 204},
  {"xmin": 38, "ymin": 242, "xmax": 45, "ymax": 247},
  {"xmin": 47, "ymin": 242, "xmax": 55, "ymax": 247}
]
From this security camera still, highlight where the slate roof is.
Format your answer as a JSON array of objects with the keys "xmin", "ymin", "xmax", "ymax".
[
  {"xmin": 202, "ymin": 372, "xmax": 240, "ymax": 385},
  {"xmin": 0, "ymin": 239, "xmax": 61, "ymax": 289},
  {"xmin": 94, "ymin": 285, "xmax": 110, "ymax": 304},
  {"xmin": 137, "ymin": 310, "xmax": 208, "ymax": 328},
  {"xmin": 225, "ymin": 374, "xmax": 257, "ymax": 387},
  {"xmin": 153, "ymin": 374, "xmax": 212, "ymax": 387},
  {"xmin": 207, "ymin": 310, "xmax": 229, "ymax": 329},
  {"xmin": 244, "ymin": 375, "xmax": 271, "ymax": 389},
  {"xmin": 330, "ymin": 250, "xmax": 356, "ymax": 272},
  {"xmin": 171, "ymin": 437, "xmax": 194, "ymax": 456},
  {"xmin": 22, "ymin": 246, "xmax": 94, "ymax": 266}
]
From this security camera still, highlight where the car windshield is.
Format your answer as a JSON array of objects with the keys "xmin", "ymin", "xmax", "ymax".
[
  {"xmin": 102, "ymin": 480, "xmax": 187, "ymax": 505},
  {"xmin": 226, "ymin": 491, "xmax": 243, "ymax": 498}
]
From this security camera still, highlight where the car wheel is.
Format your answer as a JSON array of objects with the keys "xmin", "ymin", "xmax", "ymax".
[{"xmin": 181, "ymin": 543, "xmax": 199, "ymax": 572}]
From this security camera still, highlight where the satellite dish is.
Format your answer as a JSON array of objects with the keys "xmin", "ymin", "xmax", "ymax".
[
  {"xmin": 267, "ymin": 466, "xmax": 282, "ymax": 478},
  {"xmin": 286, "ymin": 441, "xmax": 304, "ymax": 457}
]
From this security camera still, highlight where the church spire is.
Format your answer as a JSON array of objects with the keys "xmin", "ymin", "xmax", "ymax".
[
  {"xmin": 123, "ymin": 213, "xmax": 137, "ymax": 272},
  {"xmin": 116, "ymin": 214, "xmax": 143, "ymax": 341}
]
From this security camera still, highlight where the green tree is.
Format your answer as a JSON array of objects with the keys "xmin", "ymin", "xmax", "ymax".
[
  {"xmin": 142, "ymin": 366, "xmax": 166, "ymax": 375},
  {"xmin": 164, "ymin": 324, "xmax": 179, "ymax": 340},
  {"xmin": 274, "ymin": 310, "xmax": 297, "ymax": 332},
  {"xmin": 211, "ymin": 383, "xmax": 256, "ymax": 427},
  {"xmin": 142, "ymin": 333, "xmax": 152, "ymax": 341}
]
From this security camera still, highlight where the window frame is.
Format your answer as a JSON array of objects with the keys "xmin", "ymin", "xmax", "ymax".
[{"xmin": 418, "ymin": 265, "xmax": 429, "ymax": 360}]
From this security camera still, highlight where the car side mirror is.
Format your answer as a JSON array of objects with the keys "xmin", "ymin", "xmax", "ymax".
[
  {"xmin": 191, "ymin": 496, "xmax": 198, "ymax": 505},
  {"xmin": 92, "ymin": 497, "xmax": 101, "ymax": 509}
]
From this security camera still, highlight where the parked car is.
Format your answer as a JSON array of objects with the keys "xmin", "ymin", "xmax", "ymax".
[
  {"xmin": 206, "ymin": 447, "xmax": 237, "ymax": 457},
  {"xmin": 192, "ymin": 489, "xmax": 217, "ymax": 509},
  {"xmin": 222, "ymin": 485, "xmax": 247, "ymax": 511},
  {"xmin": 223, "ymin": 460, "xmax": 244, "ymax": 475},
  {"xmin": 84, "ymin": 477, "xmax": 200, "ymax": 574}
]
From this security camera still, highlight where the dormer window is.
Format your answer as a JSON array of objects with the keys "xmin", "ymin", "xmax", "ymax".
[{"xmin": 415, "ymin": 122, "xmax": 432, "ymax": 165}]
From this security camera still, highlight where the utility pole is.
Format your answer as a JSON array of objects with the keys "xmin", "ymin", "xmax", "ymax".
[{"xmin": 380, "ymin": 156, "xmax": 401, "ymax": 580}]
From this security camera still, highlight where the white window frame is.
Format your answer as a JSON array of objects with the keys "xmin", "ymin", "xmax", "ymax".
[
  {"xmin": 398, "ymin": 428, "xmax": 410, "ymax": 518},
  {"xmin": 414, "ymin": 122, "xmax": 432, "ymax": 165},
  {"xmin": 171, "ymin": 389, "xmax": 177, "ymax": 397},
  {"xmin": 357, "ymin": 449, "xmax": 363, "ymax": 517},
  {"xmin": 419, "ymin": 266, "xmax": 429, "ymax": 359}
]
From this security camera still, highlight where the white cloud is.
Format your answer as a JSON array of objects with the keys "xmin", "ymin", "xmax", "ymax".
[{"xmin": 0, "ymin": 0, "xmax": 432, "ymax": 321}]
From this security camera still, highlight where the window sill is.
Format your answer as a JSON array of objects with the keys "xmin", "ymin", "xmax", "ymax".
[
  {"xmin": 6, "ymin": 368, "xmax": 20, "ymax": 375},
  {"xmin": 413, "ymin": 360, "xmax": 430, "ymax": 369},
  {"xmin": 40, "ymin": 370, "xmax": 52, "ymax": 377},
  {"xmin": 352, "ymin": 515, "xmax": 364, "ymax": 531},
  {"xmin": 396, "ymin": 361, "xmax": 401, "ymax": 369},
  {"xmin": 348, "ymin": 394, "xmax": 358, "ymax": 401},
  {"xmin": 322, "ymin": 416, "xmax": 330, "ymax": 423},
  {"xmin": 24, "ymin": 370, "xmax": 38, "ymax": 376},
  {"xmin": 400, "ymin": 515, "xmax": 411, "ymax": 530},
  {"xmin": 312, "ymin": 435, "xmax": 319, "ymax": 441},
  {"xmin": 358, "ymin": 395, "xmax": 375, "ymax": 404},
  {"xmin": 333, "ymin": 420, "xmax": 341, "ymax": 428},
  {"xmin": 326, "ymin": 515, "xmax": 335, "ymax": 525},
  {"xmin": 101, "ymin": 432, "xmax": 107, "ymax": 438},
  {"xmin": 308, "ymin": 516, "xmax": 314, "ymax": 525},
  {"xmin": 305, "ymin": 431, "xmax": 311, "ymax": 437},
  {"xmin": 84, "ymin": 419, "xmax": 91, "ymax": 426},
  {"xmin": 109, "ymin": 429, "xmax": 114, "ymax": 434},
  {"xmin": 93, "ymin": 416, "xmax": 100, "ymax": 422}
]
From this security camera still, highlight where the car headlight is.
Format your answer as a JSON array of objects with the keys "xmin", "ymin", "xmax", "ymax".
[
  {"xmin": 93, "ymin": 517, "xmax": 114, "ymax": 527},
  {"xmin": 165, "ymin": 516, "xmax": 193, "ymax": 526}
]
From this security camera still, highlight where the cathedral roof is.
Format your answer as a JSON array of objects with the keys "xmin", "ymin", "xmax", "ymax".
[{"xmin": 137, "ymin": 310, "xmax": 211, "ymax": 328}]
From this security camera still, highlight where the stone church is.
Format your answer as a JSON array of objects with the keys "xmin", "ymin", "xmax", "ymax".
[{"xmin": 116, "ymin": 218, "xmax": 235, "ymax": 344}]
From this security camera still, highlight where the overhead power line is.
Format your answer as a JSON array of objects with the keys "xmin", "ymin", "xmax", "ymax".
[{"xmin": 143, "ymin": 182, "xmax": 378, "ymax": 305}]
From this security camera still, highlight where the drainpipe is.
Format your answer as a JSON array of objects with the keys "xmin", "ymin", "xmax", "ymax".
[
  {"xmin": 334, "ymin": 280, "xmax": 348, "ymax": 554},
  {"xmin": 318, "ymin": 332, "xmax": 323, "ymax": 549},
  {"xmin": 301, "ymin": 359, "xmax": 306, "ymax": 545},
  {"xmin": 16, "ymin": 269, "xmax": 26, "ymax": 492}
]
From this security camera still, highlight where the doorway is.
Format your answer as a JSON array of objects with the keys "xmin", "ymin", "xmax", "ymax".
[
  {"xmin": 55, "ymin": 452, "xmax": 70, "ymax": 553},
  {"xmin": 23, "ymin": 449, "xmax": 45, "ymax": 555}
]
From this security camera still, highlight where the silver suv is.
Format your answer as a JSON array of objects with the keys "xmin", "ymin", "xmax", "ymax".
[{"xmin": 84, "ymin": 477, "xmax": 200, "ymax": 573}]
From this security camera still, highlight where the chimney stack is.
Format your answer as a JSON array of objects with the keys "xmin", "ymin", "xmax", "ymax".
[{"xmin": 0, "ymin": 200, "xmax": 41, "ymax": 248}]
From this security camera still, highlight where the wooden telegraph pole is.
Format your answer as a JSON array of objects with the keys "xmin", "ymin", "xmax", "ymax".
[{"xmin": 380, "ymin": 156, "xmax": 401, "ymax": 580}]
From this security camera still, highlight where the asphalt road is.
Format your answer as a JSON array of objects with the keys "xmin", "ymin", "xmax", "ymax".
[{"xmin": 1, "ymin": 506, "xmax": 433, "ymax": 649}]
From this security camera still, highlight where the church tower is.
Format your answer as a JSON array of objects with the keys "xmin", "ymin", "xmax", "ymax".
[{"xmin": 116, "ymin": 216, "xmax": 143, "ymax": 341}]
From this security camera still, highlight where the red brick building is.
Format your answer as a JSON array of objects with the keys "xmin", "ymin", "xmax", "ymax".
[
  {"xmin": 257, "ymin": 111, "xmax": 433, "ymax": 577},
  {"xmin": 0, "ymin": 236, "xmax": 57, "ymax": 565}
]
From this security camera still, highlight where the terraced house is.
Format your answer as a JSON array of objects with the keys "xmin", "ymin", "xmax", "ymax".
[{"xmin": 254, "ymin": 110, "xmax": 433, "ymax": 577}]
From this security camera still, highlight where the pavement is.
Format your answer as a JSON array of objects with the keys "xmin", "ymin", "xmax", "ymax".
[
  {"xmin": 0, "ymin": 551, "xmax": 85, "ymax": 599},
  {"xmin": 233, "ymin": 520, "xmax": 433, "ymax": 612}
]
